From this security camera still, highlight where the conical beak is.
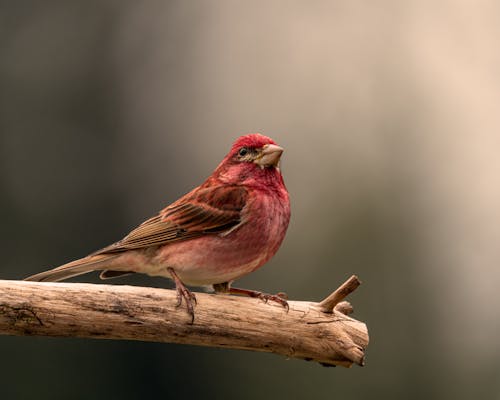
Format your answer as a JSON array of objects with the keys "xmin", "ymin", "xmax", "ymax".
[{"xmin": 255, "ymin": 144, "xmax": 284, "ymax": 168}]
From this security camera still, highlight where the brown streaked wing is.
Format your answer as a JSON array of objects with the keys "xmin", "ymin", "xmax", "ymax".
[{"xmin": 92, "ymin": 185, "xmax": 248, "ymax": 255}]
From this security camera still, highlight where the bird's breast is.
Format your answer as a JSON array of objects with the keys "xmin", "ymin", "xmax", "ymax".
[{"xmin": 153, "ymin": 188, "xmax": 290, "ymax": 286}]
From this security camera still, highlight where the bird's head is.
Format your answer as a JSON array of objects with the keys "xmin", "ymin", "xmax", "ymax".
[
  {"xmin": 228, "ymin": 133, "xmax": 284, "ymax": 169},
  {"xmin": 212, "ymin": 133, "xmax": 285, "ymax": 186}
]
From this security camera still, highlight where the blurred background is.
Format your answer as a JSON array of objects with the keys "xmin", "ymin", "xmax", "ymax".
[{"xmin": 1, "ymin": 1, "xmax": 499, "ymax": 399}]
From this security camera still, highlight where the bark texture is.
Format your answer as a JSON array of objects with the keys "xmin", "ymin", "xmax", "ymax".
[{"xmin": 0, "ymin": 276, "xmax": 368, "ymax": 367}]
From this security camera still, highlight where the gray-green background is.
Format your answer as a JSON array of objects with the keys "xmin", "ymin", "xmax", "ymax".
[{"xmin": 1, "ymin": 1, "xmax": 499, "ymax": 399}]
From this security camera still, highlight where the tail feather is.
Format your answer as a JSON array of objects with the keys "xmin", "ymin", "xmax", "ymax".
[{"xmin": 25, "ymin": 254, "xmax": 120, "ymax": 282}]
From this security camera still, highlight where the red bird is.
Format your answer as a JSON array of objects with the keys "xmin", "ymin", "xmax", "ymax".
[{"xmin": 26, "ymin": 134, "xmax": 291, "ymax": 322}]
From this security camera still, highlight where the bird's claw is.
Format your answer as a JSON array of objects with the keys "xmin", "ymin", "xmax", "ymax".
[
  {"xmin": 175, "ymin": 285, "xmax": 197, "ymax": 323},
  {"xmin": 225, "ymin": 286, "xmax": 289, "ymax": 313},
  {"xmin": 258, "ymin": 292, "xmax": 289, "ymax": 312},
  {"xmin": 168, "ymin": 267, "xmax": 197, "ymax": 324}
]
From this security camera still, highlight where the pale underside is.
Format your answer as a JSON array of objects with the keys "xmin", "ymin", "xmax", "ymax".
[{"xmin": 100, "ymin": 193, "xmax": 289, "ymax": 286}]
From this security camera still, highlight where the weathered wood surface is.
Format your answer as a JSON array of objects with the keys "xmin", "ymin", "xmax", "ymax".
[{"xmin": 0, "ymin": 276, "xmax": 368, "ymax": 367}]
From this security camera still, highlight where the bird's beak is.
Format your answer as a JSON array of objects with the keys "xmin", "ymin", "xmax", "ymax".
[{"xmin": 254, "ymin": 144, "xmax": 284, "ymax": 168}]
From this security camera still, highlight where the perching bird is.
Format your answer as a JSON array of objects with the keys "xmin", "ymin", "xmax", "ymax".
[{"xmin": 26, "ymin": 133, "xmax": 291, "ymax": 322}]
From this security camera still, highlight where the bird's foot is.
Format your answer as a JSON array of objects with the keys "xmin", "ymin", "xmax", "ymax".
[
  {"xmin": 223, "ymin": 286, "xmax": 289, "ymax": 312},
  {"xmin": 167, "ymin": 267, "xmax": 197, "ymax": 323},
  {"xmin": 257, "ymin": 292, "xmax": 289, "ymax": 311}
]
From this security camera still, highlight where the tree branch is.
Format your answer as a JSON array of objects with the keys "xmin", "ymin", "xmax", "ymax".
[
  {"xmin": 317, "ymin": 275, "xmax": 361, "ymax": 312},
  {"xmin": 0, "ymin": 275, "xmax": 368, "ymax": 367}
]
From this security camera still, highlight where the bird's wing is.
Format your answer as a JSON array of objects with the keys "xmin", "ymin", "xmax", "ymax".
[{"xmin": 92, "ymin": 184, "xmax": 248, "ymax": 255}]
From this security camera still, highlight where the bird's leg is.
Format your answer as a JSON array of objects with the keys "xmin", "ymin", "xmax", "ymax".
[
  {"xmin": 213, "ymin": 282, "xmax": 289, "ymax": 312},
  {"xmin": 229, "ymin": 287, "xmax": 289, "ymax": 311},
  {"xmin": 167, "ymin": 267, "xmax": 197, "ymax": 323}
]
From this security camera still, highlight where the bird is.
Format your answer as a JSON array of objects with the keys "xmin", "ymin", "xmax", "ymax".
[{"xmin": 26, "ymin": 133, "xmax": 291, "ymax": 322}]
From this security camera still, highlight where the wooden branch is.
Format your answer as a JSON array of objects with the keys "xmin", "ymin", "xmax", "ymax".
[
  {"xmin": 0, "ymin": 275, "xmax": 368, "ymax": 367},
  {"xmin": 317, "ymin": 275, "xmax": 361, "ymax": 312}
]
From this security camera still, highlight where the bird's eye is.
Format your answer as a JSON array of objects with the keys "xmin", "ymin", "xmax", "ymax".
[{"xmin": 238, "ymin": 147, "xmax": 248, "ymax": 157}]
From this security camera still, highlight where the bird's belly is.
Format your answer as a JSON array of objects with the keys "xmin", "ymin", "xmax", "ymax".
[
  {"xmin": 152, "ymin": 197, "xmax": 289, "ymax": 286},
  {"xmin": 152, "ymin": 228, "xmax": 271, "ymax": 285}
]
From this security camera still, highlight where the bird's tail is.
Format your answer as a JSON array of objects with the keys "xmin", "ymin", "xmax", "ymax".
[{"xmin": 25, "ymin": 254, "xmax": 120, "ymax": 282}]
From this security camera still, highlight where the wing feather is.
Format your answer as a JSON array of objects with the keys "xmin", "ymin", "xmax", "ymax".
[{"xmin": 92, "ymin": 185, "xmax": 248, "ymax": 255}]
